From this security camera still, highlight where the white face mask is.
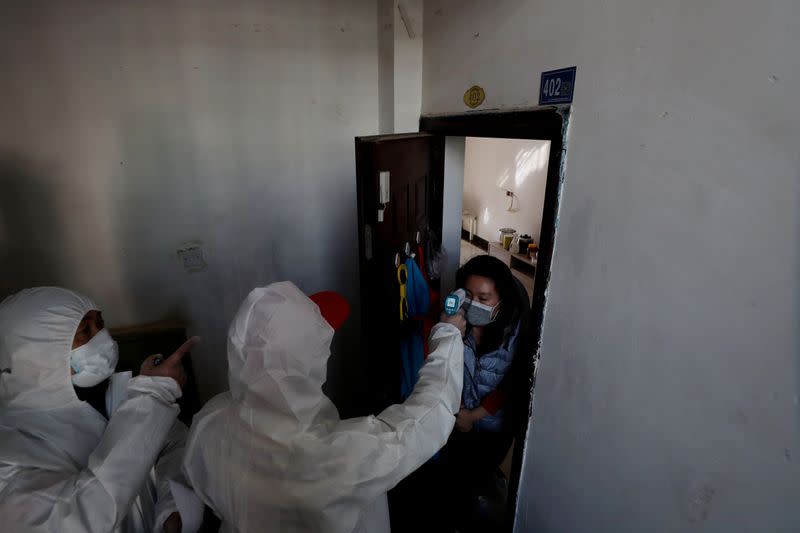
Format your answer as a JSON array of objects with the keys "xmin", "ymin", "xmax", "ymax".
[{"xmin": 70, "ymin": 329, "xmax": 119, "ymax": 388}]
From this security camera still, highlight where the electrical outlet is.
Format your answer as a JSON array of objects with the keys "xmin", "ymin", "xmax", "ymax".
[{"xmin": 177, "ymin": 241, "xmax": 207, "ymax": 272}]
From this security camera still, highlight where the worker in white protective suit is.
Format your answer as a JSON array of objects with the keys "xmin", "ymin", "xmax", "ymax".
[
  {"xmin": 182, "ymin": 281, "xmax": 466, "ymax": 533},
  {"xmin": 0, "ymin": 287, "xmax": 203, "ymax": 533}
]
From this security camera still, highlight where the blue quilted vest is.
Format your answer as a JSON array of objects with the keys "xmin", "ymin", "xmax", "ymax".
[{"xmin": 462, "ymin": 321, "xmax": 520, "ymax": 432}]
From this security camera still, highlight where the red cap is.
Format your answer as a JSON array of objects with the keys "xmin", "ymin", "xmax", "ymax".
[{"xmin": 309, "ymin": 291, "xmax": 350, "ymax": 331}]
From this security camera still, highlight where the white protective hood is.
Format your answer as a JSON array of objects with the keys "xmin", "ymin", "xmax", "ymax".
[
  {"xmin": 226, "ymin": 281, "xmax": 340, "ymax": 429},
  {"xmin": 0, "ymin": 287, "xmax": 189, "ymax": 533},
  {"xmin": 183, "ymin": 282, "xmax": 464, "ymax": 533},
  {"xmin": 0, "ymin": 287, "xmax": 97, "ymax": 411}
]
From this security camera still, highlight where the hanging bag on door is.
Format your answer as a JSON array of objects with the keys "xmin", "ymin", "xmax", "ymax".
[{"xmin": 399, "ymin": 258, "xmax": 430, "ymax": 399}]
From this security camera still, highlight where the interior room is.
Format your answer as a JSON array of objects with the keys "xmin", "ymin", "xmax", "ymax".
[
  {"xmin": 1, "ymin": 1, "xmax": 798, "ymax": 532},
  {"xmin": 460, "ymin": 136, "xmax": 551, "ymax": 303}
]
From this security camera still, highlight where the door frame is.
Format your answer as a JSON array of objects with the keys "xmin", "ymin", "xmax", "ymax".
[{"xmin": 419, "ymin": 106, "xmax": 571, "ymax": 530}]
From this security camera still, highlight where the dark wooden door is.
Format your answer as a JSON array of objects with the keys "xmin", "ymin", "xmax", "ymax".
[{"xmin": 354, "ymin": 133, "xmax": 445, "ymax": 412}]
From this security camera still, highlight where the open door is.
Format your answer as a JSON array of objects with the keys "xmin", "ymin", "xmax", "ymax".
[{"xmin": 354, "ymin": 133, "xmax": 445, "ymax": 413}]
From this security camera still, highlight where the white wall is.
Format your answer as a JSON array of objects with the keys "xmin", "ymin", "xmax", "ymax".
[
  {"xmin": 463, "ymin": 137, "xmax": 550, "ymax": 244},
  {"xmin": 377, "ymin": 0, "xmax": 424, "ymax": 134},
  {"xmin": 392, "ymin": 0, "xmax": 423, "ymax": 132},
  {"xmin": 378, "ymin": 0, "xmax": 395, "ymax": 134},
  {"xmin": 0, "ymin": 0, "xmax": 379, "ymax": 407},
  {"xmin": 441, "ymin": 136, "xmax": 465, "ymax": 297},
  {"xmin": 425, "ymin": 2, "xmax": 800, "ymax": 532}
]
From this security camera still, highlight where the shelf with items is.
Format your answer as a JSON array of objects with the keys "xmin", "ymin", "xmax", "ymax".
[{"xmin": 488, "ymin": 242, "xmax": 537, "ymax": 278}]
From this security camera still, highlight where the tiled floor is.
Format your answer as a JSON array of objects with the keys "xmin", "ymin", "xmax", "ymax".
[
  {"xmin": 459, "ymin": 239, "xmax": 534, "ymax": 305},
  {"xmin": 459, "ymin": 239, "xmax": 486, "ymax": 266}
]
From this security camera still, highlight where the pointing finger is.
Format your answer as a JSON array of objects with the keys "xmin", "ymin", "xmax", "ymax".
[{"xmin": 165, "ymin": 336, "xmax": 200, "ymax": 366}]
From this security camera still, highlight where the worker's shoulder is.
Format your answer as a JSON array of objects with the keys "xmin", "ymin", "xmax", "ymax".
[
  {"xmin": 0, "ymin": 423, "xmax": 76, "ymax": 474},
  {"xmin": 187, "ymin": 391, "xmax": 234, "ymax": 428}
]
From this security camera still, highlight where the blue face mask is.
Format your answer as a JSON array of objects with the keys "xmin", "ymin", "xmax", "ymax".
[{"xmin": 464, "ymin": 299, "xmax": 500, "ymax": 326}]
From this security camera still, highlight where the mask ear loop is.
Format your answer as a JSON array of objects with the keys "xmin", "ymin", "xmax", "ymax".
[
  {"xmin": 68, "ymin": 310, "xmax": 97, "ymax": 390},
  {"xmin": 491, "ymin": 300, "xmax": 502, "ymax": 321}
]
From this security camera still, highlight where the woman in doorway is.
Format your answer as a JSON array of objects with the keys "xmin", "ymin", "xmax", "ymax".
[
  {"xmin": 389, "ymin": 255, "xmax": 525, "ymax": 533},
  {"xmin": 444, "ymin": 254, "xmax": 524, "ymax": 531}
]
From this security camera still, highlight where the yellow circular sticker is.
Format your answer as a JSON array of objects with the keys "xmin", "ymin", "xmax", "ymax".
[{"xmin": 463, "ymin": 85, "xmax": 485, "ymax": 109}]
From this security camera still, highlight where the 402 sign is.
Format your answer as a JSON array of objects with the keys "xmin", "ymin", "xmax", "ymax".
[{"xmin": 539, "ymin": 67, "xmax": 576, "ymax": 105}]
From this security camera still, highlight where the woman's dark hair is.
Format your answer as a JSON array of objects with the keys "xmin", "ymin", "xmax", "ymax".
[{"xmin": 456, "ymin": 255, "xmax": 522, "ymax": 353}]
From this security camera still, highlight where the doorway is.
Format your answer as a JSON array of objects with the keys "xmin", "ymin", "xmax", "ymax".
[
  {"xmin": 354, "ymin": 107, "xmax": 570, "ymax": 532},
  {"xmin": 460, "ymin": 136, "xmax": 552, "ymax": 306}
]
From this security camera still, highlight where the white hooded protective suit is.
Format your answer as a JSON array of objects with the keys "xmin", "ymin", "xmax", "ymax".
[
  {"xmin": 182, "ymin": 282, "xmax": 464, "ymax": 533},
  {"xmin": 0, "ymin": 287, "xmax": 190, "ymax": 533}
]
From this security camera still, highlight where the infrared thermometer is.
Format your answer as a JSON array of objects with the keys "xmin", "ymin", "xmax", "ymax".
[{"xmin": 443, "ymin": 289, "xmax": 467, "ymax": 316}]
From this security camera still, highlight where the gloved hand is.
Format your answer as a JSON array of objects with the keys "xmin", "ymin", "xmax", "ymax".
[
  {"xmin": 439, "ymin": 310, "xmax": 466, "ymax": 338},
  {"xmin": 140, "ymin": 337, "xmax": 199, "ymax": 391}
]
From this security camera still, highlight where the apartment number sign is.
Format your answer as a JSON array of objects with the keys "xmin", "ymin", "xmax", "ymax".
[{"xmin": 539, "ymin": 66, "xmax": 577, "ymax": 105}]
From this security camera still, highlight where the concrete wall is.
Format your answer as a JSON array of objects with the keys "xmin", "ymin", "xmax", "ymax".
[
  {"xmin": 378, "ymin": 0, "xmax": 423, "ymax": 134},
  {"xmin": 441, "ymin": 136, "xmax": 465, "ymax": 298},
  {"xmin": 424, "ymin": 2, "xmax": 800, "ymax": 532},
  {"xmin": 377, "ymin": 0, "xmax": 395, "ymax": 134},
  {"xmin": 0, "ymin": 0, "xmax": 379, "ymax": 408},
  {"xmin": 392, "ymin": 0, "xmax": 423, "ymax": 132},
  {"xmin": 463, "ymin": 137, "xmax": 550, "ymax": 245}
]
